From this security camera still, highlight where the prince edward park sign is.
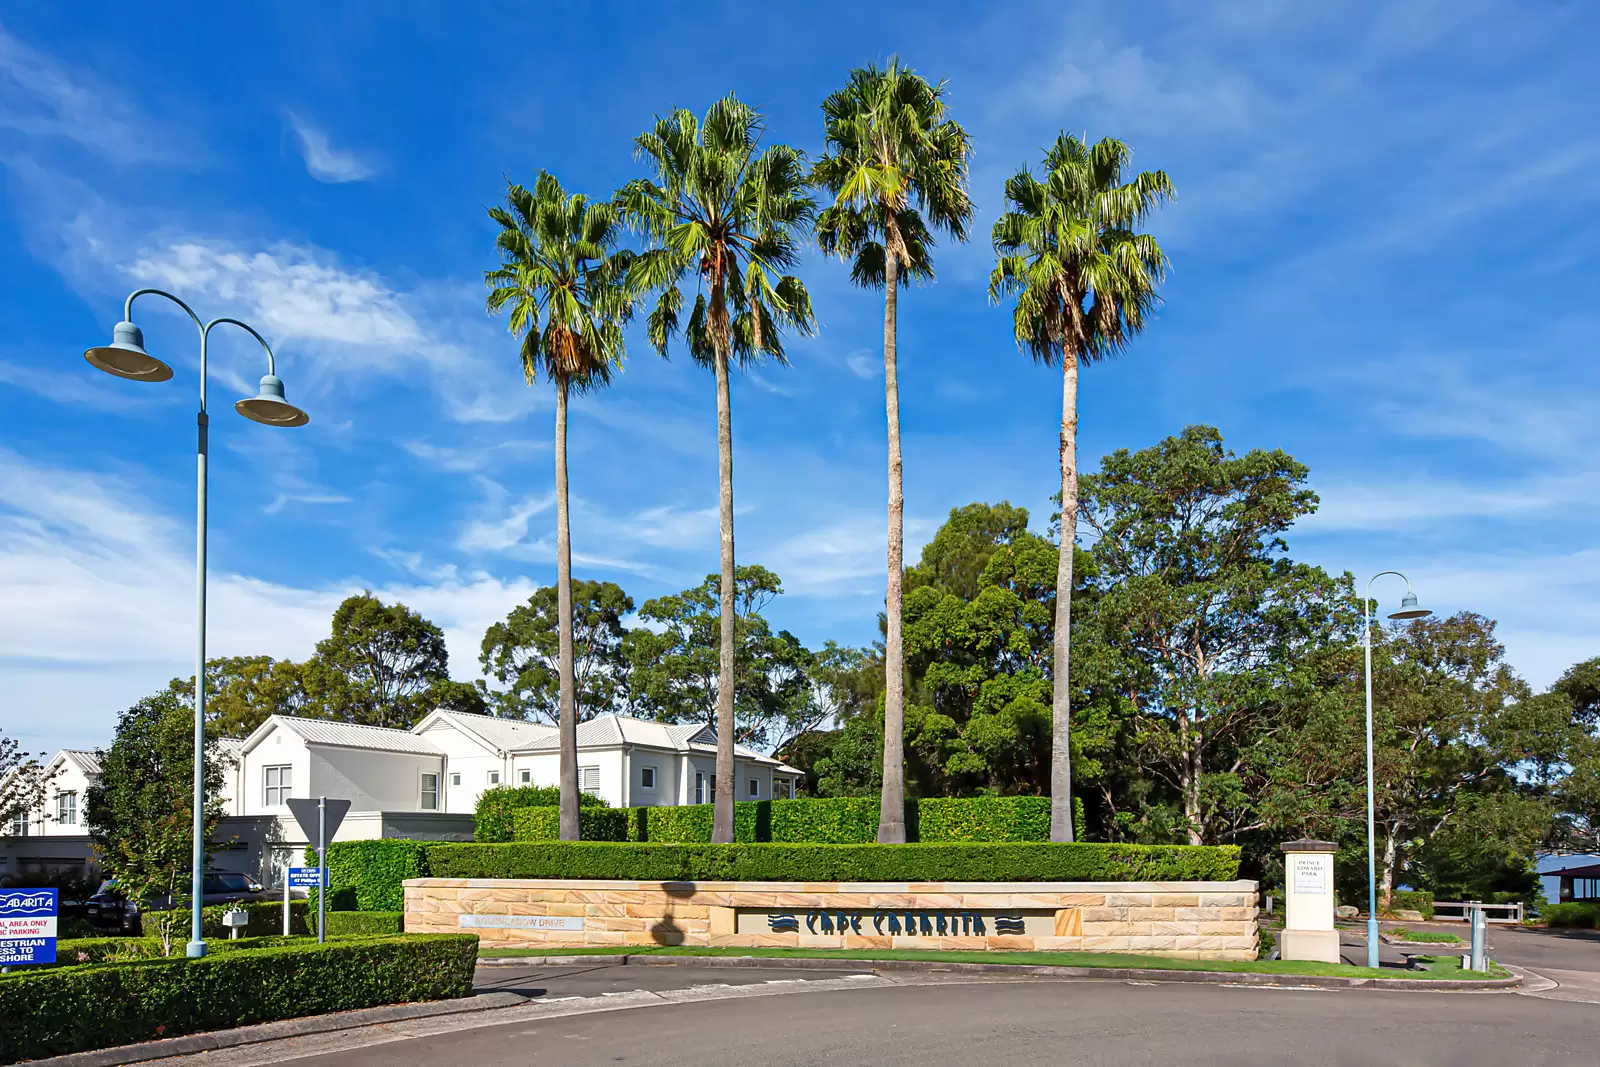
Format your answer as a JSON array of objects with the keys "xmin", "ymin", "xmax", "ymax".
[{"xmin": 0, "ymin": 888, "xmax": 58, "ymax": 966}]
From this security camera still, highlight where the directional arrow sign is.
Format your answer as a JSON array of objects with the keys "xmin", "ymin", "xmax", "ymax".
[{"xmin": 285, "ymin": 798, "xmax": 351, "ymax": 844}]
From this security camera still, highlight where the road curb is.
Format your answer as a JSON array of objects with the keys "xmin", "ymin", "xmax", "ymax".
[
  {"xmin": 29, "ymin": 992, "xmax": 529, "ymax": 1067},
  {"xmin": 475, "ymin": 952, "xmax": 1522, "ymax": 991}
]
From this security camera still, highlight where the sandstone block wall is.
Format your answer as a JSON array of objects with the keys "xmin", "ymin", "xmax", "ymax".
[{"xmin": 403, "ymin": 879, "xmax": 1260, "ymax": 960}]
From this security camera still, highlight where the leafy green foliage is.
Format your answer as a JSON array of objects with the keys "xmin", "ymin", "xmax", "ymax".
[
  {"xmin": 1385, "ymin": 890, "xmax": 1435, "ymax": 920},
  {"xmin": 0, "ymin": 934, "xmax": 478, "ymax": 1062},
  {"xmin": 141, "ymin": 901, "xmax": 310, "ymax": 938},
  {"xmin": 625, "ymin": 565, "xmax": 817, "ymax": 749},
  {"xmin": 304, "ymin": 593, "xmax": 466, "ymax": 729},
  {"xmin": 1542, "ymin": 902, "xmax": 1600, "ymax": 928},
  {"xmin": 85, "ymin": 692, "xmax": 228, "ymax": 955},
  {"xmin": 0, "ymin": 727, "xmax": 48, "ymax": 836},
  {"xmin": 313, "ymin": 839, "xmax": 431, "ymax": 912},
  {"xmin": 324, "ymin": 911, "xmax": 404, "ymax": 936},
  {"xmin": 479, "ymin": 580, "xmax": 635, "ymax": 723},
  {"xmin": 425, "ymin": 841, "xmax": 1240, "ymax": 883},
  {"xmin": 475, "ymin": 785, "xmax": 609, "ymax": 843},
  {"xmin": 510, "ymin": 796, "xmax": 1082, "ymax": 844}
]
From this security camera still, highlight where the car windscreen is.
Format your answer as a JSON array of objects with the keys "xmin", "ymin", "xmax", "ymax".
[{"xmin": 204, "ymin": 873, "xmax": 254, "ymax": 893}]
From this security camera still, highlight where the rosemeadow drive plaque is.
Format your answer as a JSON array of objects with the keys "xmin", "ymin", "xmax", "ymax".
[{"xmin": 0, "ymin": 888, "xmax": 58, "ymax": 967}]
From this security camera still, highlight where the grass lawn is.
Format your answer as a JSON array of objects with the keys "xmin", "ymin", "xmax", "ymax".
[
  {"xmin": 477, "ymin": 944, "xmax": 1507, "ymax": 980},
  {"xmin": 1386, "ymin": 927, "xmax": 1465, "ymax": 945}
]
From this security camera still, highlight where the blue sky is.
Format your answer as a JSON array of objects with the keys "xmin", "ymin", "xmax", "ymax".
[{"xmin": 3, "ymin": 1, "xmax": 1597, "ymax": 755}]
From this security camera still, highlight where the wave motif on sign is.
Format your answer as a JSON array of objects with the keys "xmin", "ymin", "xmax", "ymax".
[
  {"xmin": 993, "ymin": 916, "xmax": 1026, "ymax": 935},
  {"xmin": 0, "ymin": 894, "xmax": 54, "ymax": 915},
  {"xmin": 768, "ymin": 913, "xmax": 800, "ymax": 933}
]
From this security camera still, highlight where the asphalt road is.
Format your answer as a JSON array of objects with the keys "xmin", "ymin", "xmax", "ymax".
[
  {"xmin": 281, "ymin": 980, "xmax": 1600, "ymax": 1066},
  {"xmin": 471, "ymin": 959, "xmax": 873, "ymax": 1000}
]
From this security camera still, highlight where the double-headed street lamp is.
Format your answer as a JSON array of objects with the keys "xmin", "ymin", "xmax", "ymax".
[
  {"xmin": 1361, "ymin": 571, "xmax": 1432, "ymax": 969},
  {"xmin": 85, "ymin": 288, "xmax": 309, "ymax": 959}
]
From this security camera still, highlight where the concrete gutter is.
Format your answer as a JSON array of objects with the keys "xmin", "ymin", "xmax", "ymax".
[
  {"xmin": 478, "ymin": 951, "xmax": 1523, "ymax": 991},
  {"xmin": 28, "ymin": 992, "xmax": 528, "ymax": 1067}
]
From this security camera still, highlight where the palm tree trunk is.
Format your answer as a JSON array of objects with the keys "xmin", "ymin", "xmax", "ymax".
[
  {"xmin": 878, "ymin": 254, "xmax": 907, "ymax": 844},
  {"xmin": 1050, "ymin": 355, "xmax": 1078, "ymax": 842},
  {"xmin": 555, "ymin": 377, "xmax": 580, "ymax": 842},
  {"xmin": 712, "ymin": 349, "xmax": 737, "ymax": 844}
]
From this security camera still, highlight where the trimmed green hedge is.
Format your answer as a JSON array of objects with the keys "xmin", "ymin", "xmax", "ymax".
[
  {"xmin": 36, "ymin": 934, "xmax": 333, "ymax": 970},
  {"xmin": 475, "ymin": 784, "xmax": 610, "ymax": 843},
  {"xmin": 425, "ymin": 841, "xmax": 1241, "ymax": 883},
  {"xmin": 507, "ymin": 796, "xmax": 1082, "ymax": 845},
  {"xmin": 309, "ymin": 839, "xmax": 430, "ymax": 912},
  {"xmin": 1386, "ymin": 890, "xmax": 1435, "ymax": 920},
  {"xmin": 0, "ymin": 934, "xmax": 478, "ymax": 1062},
  {"xmin": 140, "ymin": 901, "xmax": 311, "ymax": 939},
  {"xmin": 324, "ymin": 911, "xmax": 405, "ymax": 936}
]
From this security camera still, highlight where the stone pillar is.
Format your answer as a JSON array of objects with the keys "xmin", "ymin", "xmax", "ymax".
[{"xmin": 1280, "ymin": 839, "xmax": 1339, "ymax": 963}]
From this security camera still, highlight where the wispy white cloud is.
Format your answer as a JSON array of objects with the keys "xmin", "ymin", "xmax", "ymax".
[
  {"xmin": 287, "ymin": 113, "xmax": 376, "ymax": 183},
  {"xmin": 0, "ymin": 24, "xmax": 174, "ymax": 163},
  {"xmin": 405, "ymin": 438, "xmax": 549, "ymax": 473},
  {"xmin": 845, "ymin": 352, "xmax": 879, "ymax": 379}
]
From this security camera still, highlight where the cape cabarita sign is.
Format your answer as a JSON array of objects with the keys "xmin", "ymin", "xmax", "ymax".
[{"xmin": 765, "ymin": 909, "xmax": 1028, "ymax": 937}]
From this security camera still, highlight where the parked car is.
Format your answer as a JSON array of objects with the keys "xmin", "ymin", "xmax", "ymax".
[{"xmin": 85, "ymin": 870, "xmax": 272, "ymax": 935}]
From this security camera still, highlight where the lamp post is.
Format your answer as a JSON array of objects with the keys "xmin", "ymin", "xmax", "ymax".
[
  {"xmin": 1361, "ymin": 571, "xmax": 1432, "ymax": 969},
  {"xmin": 85, "ymin": 288, "xmax": 309, "ymax": 959}
]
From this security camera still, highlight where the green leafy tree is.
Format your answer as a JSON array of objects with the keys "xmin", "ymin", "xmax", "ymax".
[
  {"xmin": 618, "ymin": 95, "xmax": 816, "ymax": 842},
  {"xmin": 85, "ymin": 692, "xmax": 227, "ymax": 955},
  {"xmin": 305, "ymin": 593, "xmax": 457, "ymax": 729},
  {"xmin": 625, "ymin": 565, "xmax": 815, "ymax": 752},
  {"xmin": 1, "ymin": 728, "xmax": 50, "ymax": 836},
  {"xmin": 480, "ymin": 580, "xmax": 634, "ymax": 724},
  {"xmin": 166, "ymin": 656, "xmax": 310, "ymax": 738},
  {"xmin": 813, "ymin": 58, "xmax": 973, "ymax": 843},
  {"xmin": 990, "ymin": 133, "xmax": 1172, "ymax": 841},
  {"xmin": 1077, "ymin": 426, "xmax": 1349, "ymax": 846},
  {"xmin": 487, "ymin": 171, "xmax": 636, "ymax": 841}
]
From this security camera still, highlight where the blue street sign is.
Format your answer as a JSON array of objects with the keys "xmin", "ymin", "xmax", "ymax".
[
  {"xmin": 0, "ymin": 888, "xmax": 58, "ymax": 966},
  {"xmin": 288, "ymin": 867, "xmax": 328, "ymax": 889}
]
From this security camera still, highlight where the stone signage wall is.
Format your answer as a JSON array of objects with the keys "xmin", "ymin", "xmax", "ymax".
[{"xmin": 404, "ymin": 878, "xmax": 1260, "ymax": 960}]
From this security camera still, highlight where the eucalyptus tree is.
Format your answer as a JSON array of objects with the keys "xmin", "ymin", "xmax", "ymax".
[
  {"xmin": 617, "ymin": 95, "xmax": 816, "ymax": 843},
  {"xmin": 486, "ymin": 172, "xmax": 635, "ymax": 841},
  {"xmin": 989, "ymin": 133, "xmax": 1172, "ymax": 841},
  {"xmin": 813, "ymin": 59, "xmax": 972, "ymax": 842}
]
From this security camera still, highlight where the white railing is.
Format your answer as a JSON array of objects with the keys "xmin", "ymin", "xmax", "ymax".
[{"xmin": 1432, "ymin": 900, "xmax": 1523, "ymax": 924}]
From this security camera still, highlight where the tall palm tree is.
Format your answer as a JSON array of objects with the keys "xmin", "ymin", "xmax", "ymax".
[
  {"xmin": 990, "ymin": 133, "xmax": 1172, "ymax": 842},
  {"xmin": 617, "ymin": 95, "xmax": 816, "ymax": 843},
  {"xmin": 813, "ymin": 59, "xmax": 972, "ymax": 843},
  {"xmin": 486, "ymin": 172, "xmax": 635, "ymax": 841}
]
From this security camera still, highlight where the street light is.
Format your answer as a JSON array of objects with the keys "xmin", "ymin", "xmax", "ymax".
[
  {"xmin": 1361, "ymin": 570, "xmax": 1432, "ymax": 969},
  {"xmin": 84, "ymin": 288, "xmax": 309, "ymax": 959}
]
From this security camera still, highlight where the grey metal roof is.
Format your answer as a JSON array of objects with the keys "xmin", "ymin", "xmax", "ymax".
[
  {"xmin": 273, "ymin": 716, "xmax": 445, "ymax": 756},
  {"xmin": 423, "ymin": 711, "xmax": 556, "ymax": 752},
  {"xmin": 59, "ymin": 750, "xmax": 102, "ymax": 776}
]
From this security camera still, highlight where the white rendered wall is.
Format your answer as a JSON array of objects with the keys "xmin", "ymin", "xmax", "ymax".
[{"xmin": 306, "ymin": 746, "xmax": 445, "ymax": 813}]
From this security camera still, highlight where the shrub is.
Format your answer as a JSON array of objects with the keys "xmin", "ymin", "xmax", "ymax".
[
  {"xmin": 1543, "ymin": 902, "xmax": 1600, "ymax": 929},
  {"xmin": 0, "ymin": 934, "xmax": 478, "ymax": 1063},
  {"xmin": 324, "ymin": 911, "xmax": 404, "ymax": 936},
  {"xmin": 35, "ymin": 937, "xmax": 162, "ymax": 969},
  {"xmin": 475, "ymin": 785, "xmax": 608, "ymax": 843},
  {"xmin": 141, "ymin": 901, "xmax": 311, "ymax": 939},
  {"xmin": 509, "ymin": 796, "xmax": 1078, "ymax": 845},
  {"xmin": 1385, "ymin": 890, "xmax": 1435, "ymax": 919},
  {"xmin": 513, "ymin": 806, "xmax": 631, "ymax": 842},
  {"xmin": 314, "ymin": 839, "xmax": 431, "ymax": 912},
  {"xmin": 425, "ymin": 841, "xmax": 1241, "ymax": 884}
]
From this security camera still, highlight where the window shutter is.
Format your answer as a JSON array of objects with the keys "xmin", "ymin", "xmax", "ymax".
[{"xmin": 580, "ymin": 766, "xmax": 601, "ymax": 794}]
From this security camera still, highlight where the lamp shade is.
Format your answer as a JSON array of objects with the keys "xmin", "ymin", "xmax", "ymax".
[
  {"xmin": 84, "ymin": 321, "xmax": 173, "ymax": 382},
  {"xmin": 235, "ymin": 375, "xmax": 309, "ymax": 427},
  {"xmin": 1387, "ymin": 590, "xmax": 1432, "ymax": 620}
]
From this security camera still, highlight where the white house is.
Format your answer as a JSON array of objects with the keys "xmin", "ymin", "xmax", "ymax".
[
  {"xmin": 412, "ymin": 710, "xmax": 803, "ymax": 812},
  {"xmin": 2, "ymin": 711, "xmax": 802, "ymax": 888}
]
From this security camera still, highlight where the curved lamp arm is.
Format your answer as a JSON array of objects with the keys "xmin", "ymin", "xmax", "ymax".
[
  {"xmin": 125, "ymin": 287, "xmax": 204, "ymax": 332},
  {"xmin": 201, "ymin": 318, "xmax": 277, "ymax": 412}
]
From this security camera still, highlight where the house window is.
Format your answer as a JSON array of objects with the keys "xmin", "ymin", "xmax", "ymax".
[
  {"xmin": 519, "ymin": 769, "xmax": 532, "ymax": 785},
  {"xmin": 640, "ymin": 766, "xmax": 656, "ymax": 790},
  {"xmin": 694, "ymin": 772, "xmax": 705, "ymax": 805},
  {"xmin": 580, "ymin": 766, "xmax": 601, "ymax": 795},
  {"xmin": 487, "ymin": 771, "xmax": 501, "ymax": 786},
  {"xmin": 783, "ymin": 779, "xmax": 795, "ymax": 799},
  {"xmin": 55, "ymin": 791, "xmax": 77, "ymax": 826},
  {"xmin": 420, "ymin": 773, "xmax": 439, "ymax": 811},
  {"xmin": 450, "ymin": 772, "xmax": 461, "ymax": 787},
  {"xmin": 263, "ymin": 765, "xmax": 292, "ymax": 807},
  {"xmin": 749, "ymin": 778, "xmax": 759, "ymax": 798},
  {"xmin": 9, "ymin": 812, "xmax": 28, "ymax": 836}
]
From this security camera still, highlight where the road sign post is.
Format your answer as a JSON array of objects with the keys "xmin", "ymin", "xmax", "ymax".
[
  {"xmin": 285, "ymin": 796, "xmax": 350, "ymax": 946},
  {"xmin": 0, "ymin": 889, "xmax": 58, "ymax": 969}
]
